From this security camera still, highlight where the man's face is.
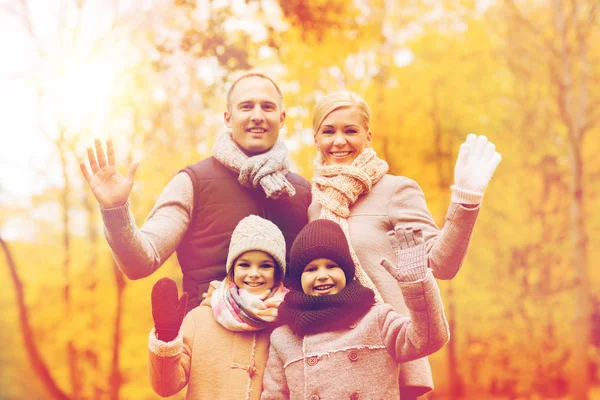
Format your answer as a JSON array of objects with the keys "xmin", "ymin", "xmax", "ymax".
[{"xmin": 224, "ymin": 77, "xmax": 286, "ymax": 155}]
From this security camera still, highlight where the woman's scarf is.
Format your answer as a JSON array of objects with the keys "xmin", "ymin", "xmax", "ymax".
[
  {"xmin": 278, "ymin": 280, "xmax": 376, "ymax": 336},
  {"xmin": 212, "ymin": 131, "xmax": 296, "ymax": 199},
  {"xmin": 210, "ymin": 279, "xmax": 289, "ymax": 331},
  {"xmin": 312, "ymin": 147, "xmax": 388, "ymax": 302}
]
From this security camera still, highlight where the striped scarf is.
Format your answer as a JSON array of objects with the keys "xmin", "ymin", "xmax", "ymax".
[{"xmin": 210, "ymin": 279, "xmax": 289, "ymax": 331}]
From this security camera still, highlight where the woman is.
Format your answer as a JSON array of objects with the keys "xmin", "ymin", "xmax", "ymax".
[{"xmin": 308, "ymin": 90, "xmax": 501, "ymax": 398}]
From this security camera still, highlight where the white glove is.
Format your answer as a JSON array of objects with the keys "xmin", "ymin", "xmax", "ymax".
[{"xmin": 451, "ymin": 134, "xmax": 501, "ymax": 205}]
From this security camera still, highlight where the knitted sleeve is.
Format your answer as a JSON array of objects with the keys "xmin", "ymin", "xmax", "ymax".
[
  {"xmin": 148, "ymin": 311, "xmax": 195, "ymax": 397},
  {"xmin": 388, "ymin": 176, "xmax": 479, "ymax": 280},
  {"xmin": 101, "ymin": 172, "xmax": 193, "ymax": 280},
  {"xmin": 379, "ymin": 271, "xmax": 449, "ymax": 363},
  {"xmin": 260, "ymin": 339, "xmax": 290, "ymax": 399}
]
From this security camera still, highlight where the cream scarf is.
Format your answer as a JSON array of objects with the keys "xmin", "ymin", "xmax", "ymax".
[
  {"xmin": 312, "ymin": 147, "xmax": 388, "ymax": 302},
  {"xmin": 212, "ymin": 131, "xmax": 296, "ymax": 199}
]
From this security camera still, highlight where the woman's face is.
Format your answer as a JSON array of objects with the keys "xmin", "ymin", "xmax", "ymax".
[{"xmin": 314, "ymin": 106, "xmax": 372, "ymax": 166}]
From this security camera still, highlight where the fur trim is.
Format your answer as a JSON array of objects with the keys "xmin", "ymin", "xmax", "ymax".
[{"xmin": 148, "ymin": 327, "xmax": 183, "ymax": 357}]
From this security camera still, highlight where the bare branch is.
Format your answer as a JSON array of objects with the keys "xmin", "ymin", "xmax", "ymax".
[{"xmin": 506, "ymin": 0, "xmax": 559, "ymax": 57}]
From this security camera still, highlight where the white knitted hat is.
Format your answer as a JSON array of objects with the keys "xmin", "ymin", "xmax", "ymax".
[{"xmin": 226, "ymin": 215, "xmax": 286, "ymax": 276}]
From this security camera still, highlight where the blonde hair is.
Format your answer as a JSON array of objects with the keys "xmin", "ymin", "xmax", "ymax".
[{"xmin": 312, "ymin": 90, "xmax": 371, "ymax": 134}]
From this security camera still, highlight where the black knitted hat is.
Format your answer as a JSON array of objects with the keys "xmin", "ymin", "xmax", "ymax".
[{"xmin": 289, "ymin": 219, "xmax": 355, "ymax": 289}]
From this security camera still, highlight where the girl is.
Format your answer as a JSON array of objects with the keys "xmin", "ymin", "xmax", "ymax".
[
  {"xmin": 261, "ymin": 219, "xmax": 450, "ymax": 400},
  {"xmin": 148, "ymin": 215, "xmax": 289, "ymax": 399}
]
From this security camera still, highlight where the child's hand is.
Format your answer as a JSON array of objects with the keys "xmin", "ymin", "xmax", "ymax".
[
  {"xmin": 257, "ymin": 289, "xmax": 272, "ymax": 301},
  {"xmin": 380, "ymin": 227, "xmax": 428, "ymax": 282},
  {"xmin": 151, "ymin": 278, "xmax": 188, "ymax": 342}
]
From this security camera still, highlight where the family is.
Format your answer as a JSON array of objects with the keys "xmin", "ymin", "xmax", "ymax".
[{"xmin": 80, "ymin": 72, "xmax": 501, "ymax": 399}]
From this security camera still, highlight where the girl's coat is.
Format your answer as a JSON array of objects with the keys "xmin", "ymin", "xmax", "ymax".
[{"xmin": 149, "ymin": 283, "xmax": 271, "ymax": 399}]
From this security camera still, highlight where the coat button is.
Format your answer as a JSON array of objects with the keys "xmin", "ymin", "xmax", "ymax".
[
  {"xmin": 310, "ymin": 395, "xmax": 320, "ymax": 400},
  {"xmin": 348, "ymin": 350, "xmax": 359, "ymax": 362},
  {"xmin": 307, "ymin": 356, "xmax": 319, "ymax": 366},
  {"xmin": 350, "ymin": 392, "xmax": 359, "ymax": 400}
]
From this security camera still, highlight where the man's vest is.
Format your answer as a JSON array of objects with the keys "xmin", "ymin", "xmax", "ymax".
[{"xmin": 177, "ymin": 157, "xmax": 311, "ymax": 310}]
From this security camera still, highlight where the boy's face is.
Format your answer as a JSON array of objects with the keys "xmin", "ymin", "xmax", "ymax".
[
  {"xmin": 301, "ymin": 258, "xmax": 346, "ymax": 296},
  {"xmin": 232, "ymin": 250, "xmax": 277, "ymax": 295}
]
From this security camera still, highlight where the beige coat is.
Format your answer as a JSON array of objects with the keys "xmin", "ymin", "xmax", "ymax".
[
  {"xmin": 309, "ymin": 174, "xmax": 479, "ymax": 395},
  {"xmin": 148, "ymin": 285, "xmax": 272, "ymax": 399}
]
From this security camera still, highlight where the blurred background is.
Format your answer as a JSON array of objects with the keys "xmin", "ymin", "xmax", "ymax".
[{"xmin": 1, "ymin": 0, "xmax": 599, "ymax": 399}]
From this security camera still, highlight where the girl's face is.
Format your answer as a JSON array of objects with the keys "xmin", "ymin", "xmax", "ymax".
[
  {"xmin": 314, "ymin": 106, "xmax": 372, "ymax": 166},
  {"xmin": 301, "ymin": 258, "xmax": 347, "ymax": 296},
  {"xmin": 232, "ymin": 250, "xmax": 277, "ymax": 295}
]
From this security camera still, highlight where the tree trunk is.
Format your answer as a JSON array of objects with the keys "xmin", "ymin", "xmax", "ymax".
[
  {"xmin": 1, "ymin": 235, "xmax": 71, "ymax": 400},
  {"xmin": 552, "ymin": 1, "xmax": 591, "ymax": 398},
  {"xmin": 56, "ymin": 131, "xmax": 81, "ymax": 399},
  {"xmin": 430, "ymin": 82, "xmax": 461, "ymax": 399},
  {"xmin": 84, "ymin": 192, "xmax": 102, "ymax": 400},
  {"xmin": 108, "ymin": 260, "xmax": 126, "ymax": 400},
  {"xmin": 568, "ymin": 146, "xmax": 590, "ymax": 399}
]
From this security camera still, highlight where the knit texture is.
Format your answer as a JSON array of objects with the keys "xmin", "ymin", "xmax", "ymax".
[
  {"xmin": 382, "ymin": 227, "xmax": 428, "ymax": 282},
  {"xmin": 212, "ymin": 131, "xmax": 296, "ymax": 199},
  {"xmin": 226, "ymin": 215, "xmax": 286, "ymax": 276},
  {"xmin": 312, "ymin": 147, "xmax": 388, "ymax": 302},
  {"xmin": 278, "ymin": 280, "xmax": 375, "ymax": 336},
  {"xmin": 393, "ymin": 245, "xmax": 428, "ymax": 281},
  {"xmin": 288, "ymin": 219, "xmax": 355, "ymax": 290},
  {"xmin": 211, "ymin": 279, "xmax": 289, "ymax": 331}
]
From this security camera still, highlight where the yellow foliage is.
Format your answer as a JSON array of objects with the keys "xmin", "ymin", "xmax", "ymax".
[{"xmin": 2, "ymin": 0, "xmax": 600, "ymax": 398}]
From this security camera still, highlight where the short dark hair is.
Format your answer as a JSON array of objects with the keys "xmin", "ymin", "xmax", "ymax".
[{"xmin": 226, "ymin": 72, "xmax": 283, "ymax": 111}]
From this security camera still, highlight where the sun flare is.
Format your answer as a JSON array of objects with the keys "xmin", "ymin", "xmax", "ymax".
[{"xmin": 43, "ymin": 52, "xmax": 116, "ymax": 135}]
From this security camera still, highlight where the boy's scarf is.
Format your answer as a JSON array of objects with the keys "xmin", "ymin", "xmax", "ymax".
[
  {"xmin": 212, "ymin": 131, "xmax": 296, "ymax": 199},
  {"xmin": 312, "ymin": 147, "xmax": 388, "ymax": 302},
  {"xmin": 278, "ymin": 280, "xmax": 375, "ymax": 336},
  {"xmin": 211, "ymin": 279, "xmax": 289, "ymax": 331}
]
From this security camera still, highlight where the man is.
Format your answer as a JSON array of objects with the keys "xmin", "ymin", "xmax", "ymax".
[{"xmin": 80, "ymin": 73, "xmax": 311, "ymax": 310}]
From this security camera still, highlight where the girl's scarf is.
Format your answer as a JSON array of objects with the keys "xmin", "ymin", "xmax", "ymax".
[
  {"xmin": 312, "ymin": 147, "xmax": 388, "ymax": 302},
  {"xmin": 212, "ymin": 131, "xmax": 296, "ymax": 199},
  {"xmin": 278, "ymin": 280, "xmax": 375, "ymax": 336},
  {"xmin": 210, "ymin": 279, "xmax": 289, "ymax": 331}
]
